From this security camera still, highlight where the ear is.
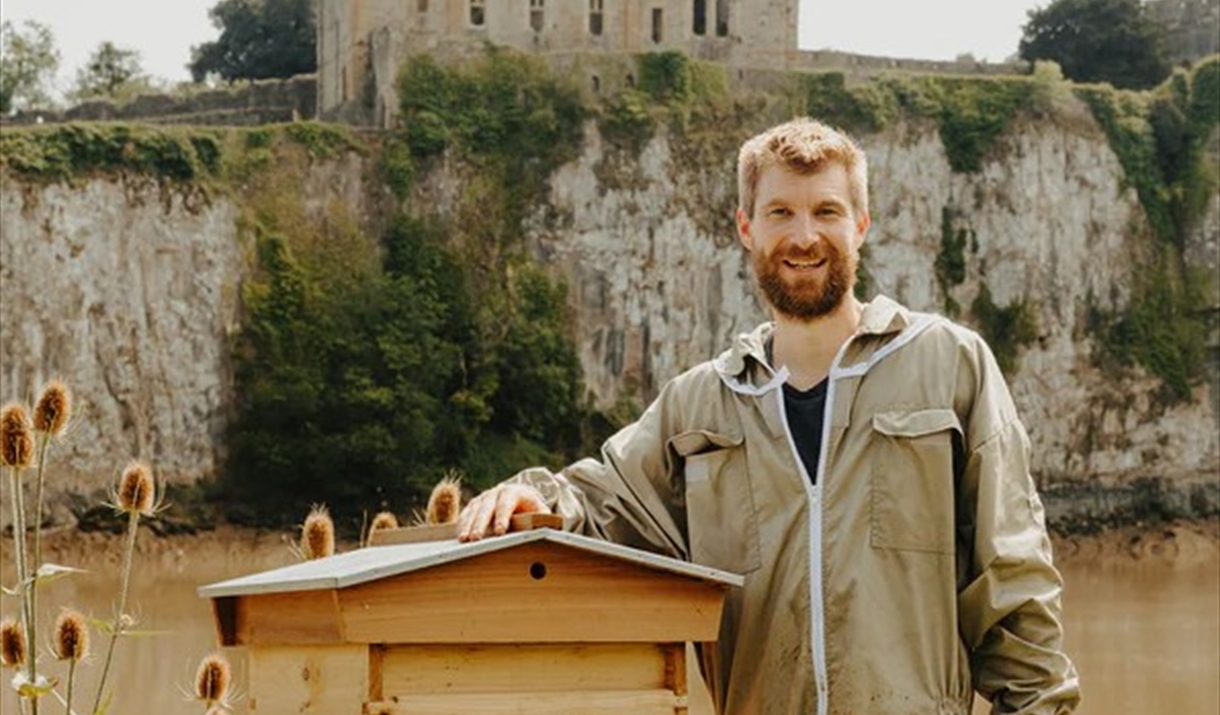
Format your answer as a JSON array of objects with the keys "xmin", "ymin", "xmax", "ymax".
[
  {"xmin": 736, "ymin": 207, "xmax": 754, "ymax": 251},
  {"xmin": 853, "ymin": 211, "xmax": 871, "ymax": 250}
]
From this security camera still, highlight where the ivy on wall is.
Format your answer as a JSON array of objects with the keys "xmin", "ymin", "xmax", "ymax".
[{"xmin": 1077, "ymin": 55, "xmax": 1219, "ymax": 401}]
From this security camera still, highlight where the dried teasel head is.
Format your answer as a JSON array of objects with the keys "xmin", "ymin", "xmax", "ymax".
[
  {"xmin": 301, "ymin": 504, "xmax": 335, "ymax": 560},
  {"xmin": 52, "ymin": 610, "xmax": 89, "ymax": 662},
  {"xmin": 426, "ymin": 473, "xmax": 462, "ymax": 526},
  {"xmin": 367, "ymin": 511, "xmax": 399, "ymax": 542},
  {"xmin": 194, "ymin": 652, "xmax": 231, "ymax": 705},
  {"xmin": 116, "ymin": 461, "xmax": 156, "ymax": 516},
  {"xmin": 1, "ymin": 617, "xmax": 26, "ymax": 668},
  {"xmin": 33, "ymin": 380, "xmax": 72, "ymax": 436},
  {"xmin": 0, "ymin": 403, "xmax": 34, "ymax": 468}
]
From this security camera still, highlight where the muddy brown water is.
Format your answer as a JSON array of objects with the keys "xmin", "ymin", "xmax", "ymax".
[{"xmin": 1, "ymin": 528, "xmax": 1217, "ymax": 715}]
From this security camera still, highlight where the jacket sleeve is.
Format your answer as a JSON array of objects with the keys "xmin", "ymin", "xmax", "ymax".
[
  {"xmin": 955, "ymin": 337, "xmax": 1082, "ymax": 715},
  {"xmin": 506, "ymin": 377, "xmax": 691, "ymax": 561}
]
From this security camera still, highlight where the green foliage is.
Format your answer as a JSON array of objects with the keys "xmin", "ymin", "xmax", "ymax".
[
  {"xmin": 921, "ymin": 76, "xmax": 1036, "ymax": 172},
  {"xmin": 0, "ymin": 19, "xmax": 60, "ymax": 114},
  {"xmin": 223, "ymin": 214, "xmax": 587, "ymax": 525},
  {"xmin": 1094, "ymin": 249, "xmax": 1208, "ymax": 402},
  {"xmin": 281, "ymin": 121, "xmax": 362, "ymax": 159},
  {"xmin": 800, "ymin": 72, "xmax": 896, "ymax": 133},
  {"xmin": 936, "ymin": 206, "xmax": 972, "ymax": 315},
  {"xmin": 639, "ymin": 51, "xmax": 695, "ymax": 103},
  {"xmin": 1076, "ymin": 59, "xmax": 1216, "ymax": 400},
  {"xmin": 69, "ymin": 41, "xmax": 149, "ymax": 103},
  {"xmin": 189, "ymin": 0, "xmax": 316, "ymax": 83},
  {"xmin": 971, "ymin": 284, "xmax": 1039, "ymax": 376},
  {"xmin": 598, "ymin": 89, "xmax": 655, "ymax": 150},
  {"xmin": 1078, "ymin": 56, "xmax": 1220, "ymax": 245},
  {"xmin": 397, "ymin": 49, "xmax": 587, "ymax": 218},
  {"xmin": 0, "ymin": 123, "xmax": 222, "ymax": 184},
  {"xmin": 1019, "ymin": 0, "xmax": 1170, "ymax": 90}
]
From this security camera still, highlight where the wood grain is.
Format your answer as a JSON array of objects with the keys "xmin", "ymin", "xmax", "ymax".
[{"xmin": 337, "ymin": 542, "xmax": 726, "ymax": 643}]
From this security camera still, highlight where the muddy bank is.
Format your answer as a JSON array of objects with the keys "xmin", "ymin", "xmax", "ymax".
[{"xmin": 21, "ymin": 518, "xmax": 1220, "ymax": 576}]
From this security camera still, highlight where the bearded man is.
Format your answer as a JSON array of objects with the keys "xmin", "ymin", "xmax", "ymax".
[{"xmin": 459, "ymin": 118, "xmax": 1081, "ymax": 715}]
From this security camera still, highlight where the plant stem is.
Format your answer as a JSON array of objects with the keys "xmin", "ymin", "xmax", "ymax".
[
  {"xmin": 91, "ymin": 510, "xmax": 140, "ymax": 715},
  {"xmin": 28, "ymin": 435, "xmax": 52, "ymax": 715},
  {"xmin": 63, "ymin": 658, "xmax": 76, "ymax": 715},
  {"xmin": 8, "ymin": 466, "xmax": 37, "ymax": 715}
]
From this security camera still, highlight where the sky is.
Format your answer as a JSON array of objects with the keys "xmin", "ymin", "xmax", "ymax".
[{"xmin": 1, "ymin": 0, "xmax": 1044, "ymax": 95}]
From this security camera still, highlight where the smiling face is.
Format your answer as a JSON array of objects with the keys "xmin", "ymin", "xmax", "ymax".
[{"xmin": 737, "ymin": 161, "xmax": 870, "ymax": 322}]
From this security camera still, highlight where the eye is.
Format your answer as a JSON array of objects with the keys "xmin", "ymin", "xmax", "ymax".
[
  {"xmin": 817, "ymin": 205, "xmax": 843, "ymax": 217},
  {"xmin": 768, "ymin": 206, "xmax": 792, "ymax": 218}
]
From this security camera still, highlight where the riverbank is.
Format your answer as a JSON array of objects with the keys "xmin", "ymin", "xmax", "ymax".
[{"xmin": 20, "ymin": 517, "xmax": 1219, "ymax": 576}]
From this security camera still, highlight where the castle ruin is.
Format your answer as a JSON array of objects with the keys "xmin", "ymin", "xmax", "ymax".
[{"xmin": 316, "ymin": 0, "xmax": 1028, "ymax": 127}]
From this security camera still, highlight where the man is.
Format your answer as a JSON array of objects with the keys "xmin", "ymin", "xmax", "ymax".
[{"xmin": 458, "ymin": 118, "xmax": 1080, "ymax": 715}]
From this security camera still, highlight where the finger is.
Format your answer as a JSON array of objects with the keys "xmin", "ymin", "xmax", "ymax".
[
  {"xmin": 459, "ymin": 492, "xmax": 496, "ymax": 542},
  {"xmin": 491, "ymin": 490, "xmax": 521, "ymax": 536}
]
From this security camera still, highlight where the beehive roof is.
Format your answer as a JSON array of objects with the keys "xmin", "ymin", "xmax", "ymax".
[{"xmin": 198, "ymin": 529, "xmax": 742, "ymax": 599}]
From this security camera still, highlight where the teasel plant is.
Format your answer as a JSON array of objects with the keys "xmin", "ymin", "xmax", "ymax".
[
  {"xmin": 50, "ymin": 610, "xmax": 88, "ymax": 715},
  {"xmin": 187, "ymin": 651, "xmax": 238, "ymax": 714},
  {"xmin": 363, "ymin": 510, "xmax": 399, "ymax": 547},
  {"xmin": 2, "ymin": 401, "xmax": 52, "ymax": 713},
  {"xmin": 294, "ymin": 504, "xmax": 336, "ymax": 561},
  {"xmin": 91, "ymin": 460, "xmax": 165, "ymax": 715}
]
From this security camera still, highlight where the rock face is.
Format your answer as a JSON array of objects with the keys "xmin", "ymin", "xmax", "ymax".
[
  {"xmin": 0, "ymin": 182, "xmax": 245, "ymax": 503},
  {"xmin": 1, "ymin": 113, "xmax": 1216, "ymax": 527},
  {"xmin": 531, "ymin": 116, "xmax": 1219, "ymax": 520}
]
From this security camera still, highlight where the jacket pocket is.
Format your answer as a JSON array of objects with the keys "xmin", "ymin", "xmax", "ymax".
[
  {"xmin": 870, "ymin": 409, "xmax": 961, "ymax": 554},
  {"xmin": 670, "ymin": 429, "xmax": 761, "ymax": 575}
]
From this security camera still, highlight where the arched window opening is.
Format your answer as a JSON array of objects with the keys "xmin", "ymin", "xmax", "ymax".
[
  {"xmin": 470, "ymin": 0, "xmax": 486, "ymax": 26},
  {"xmin": 652, "ymin": 8, "xmax": 664, "ymax": 43},
  {"xmin": 530, "ymin": 0, "xmax": 545, "ymax": 32},
  {"xmin": 716, "ymin": 0, "xmax": 729, "ymax": 36},
  {"xmin": 693, "ymin": 0, "xmax": 707, "ymax": 35},
  {"xmin": 589, "ymin": 0, "xmax": 604, "ymax": 35}
]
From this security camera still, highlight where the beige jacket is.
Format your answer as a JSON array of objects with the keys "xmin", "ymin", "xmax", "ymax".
[{"xmin": 511, "ymin": 296, "xmax": 1080, "ymax": 715}]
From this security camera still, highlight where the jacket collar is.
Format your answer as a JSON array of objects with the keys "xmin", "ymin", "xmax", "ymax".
[{"xmin": 713, "ymin": 294, "xmax": 913, "ymax": 392}]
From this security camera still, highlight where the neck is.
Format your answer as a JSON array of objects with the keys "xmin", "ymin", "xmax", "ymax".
[{"xmin": 771, "ymin": 297, "xmax": 863, "ymax": 390}]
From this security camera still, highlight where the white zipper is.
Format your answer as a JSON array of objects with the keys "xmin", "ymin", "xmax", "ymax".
[
  {"xmin": 776, "ymin": 337, "xmax": 853, "ymax": 715},
  {"xmin": 725, "ymin": 313, "xmax": 940, "ymax": 714}
]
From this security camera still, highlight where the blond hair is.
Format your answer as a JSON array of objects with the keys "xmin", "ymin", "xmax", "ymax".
[{"xmin": 737, "ymin": 118, "xmax": 869, "ymax": 219}]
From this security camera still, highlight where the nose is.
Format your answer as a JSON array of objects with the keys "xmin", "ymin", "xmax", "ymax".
[{"xmin": 790, "ymin": 213, "xmax": 820, "ymax": 249}]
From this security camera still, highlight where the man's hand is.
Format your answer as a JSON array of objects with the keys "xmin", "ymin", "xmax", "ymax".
[{"xmin": 457, "ymin": 484, "xmax": 550, "ymax": 542}]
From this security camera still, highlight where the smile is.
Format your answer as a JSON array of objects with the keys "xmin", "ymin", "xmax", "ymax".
[{"xmin": 783, "ymin": 258, "xmax": 827, "ymax": 269}]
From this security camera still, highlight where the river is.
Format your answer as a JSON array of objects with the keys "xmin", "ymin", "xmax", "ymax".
[{"xmin": 1, "ymin": 524, "xmax": 1217, "ymax": 715}]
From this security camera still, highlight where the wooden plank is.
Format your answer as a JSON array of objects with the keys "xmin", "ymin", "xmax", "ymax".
[
  {"xmin": 369, "ymin": 644, "xmax": 385, "ymax": 703},
  {"xmin": 368, "ymin": 523, "xmax": 457, "ymax": 545},
  {"xmin": 368, "ymin": 513, "xmax": 564, "ymax": 547},
  {"xmin": 664, "ymin": 643, "xmax": 687, "ymax": 696},
  {"xmin": 381, "ymin": 643, "xmax": 666, "ymax": 695},
  {"xmin": 508, "ymin": 512, "xmax": 564, "ymax": 531},
  {"xmin": 337, "ymin": 542, "xmax": 727, "ymax": 643},
  {"xmin": 237, "ymin": 589, "xmax": 344, "ymax": 646},
  {"xmin": 248, "ymin": 644, "xmax": 367, "ymax": 714},
  {"xmin": 364, "ymin": 689, "xmax": 685, "ymax": 715}
]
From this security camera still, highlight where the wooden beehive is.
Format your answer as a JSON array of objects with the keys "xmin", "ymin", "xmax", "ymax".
[{"xmin": 198, "ymin": 526, "xmax": 741, "ymax": 714}]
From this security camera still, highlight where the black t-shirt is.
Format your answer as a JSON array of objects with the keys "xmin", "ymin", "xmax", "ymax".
[{"xmin": 783, "ymin": 378, "xmax": 829, "ymax": 484}]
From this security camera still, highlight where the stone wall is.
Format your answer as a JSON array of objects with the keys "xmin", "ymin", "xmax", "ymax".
[{"xmin": 2, "ymin": 75, "xmax": 317, "ymax": 128}]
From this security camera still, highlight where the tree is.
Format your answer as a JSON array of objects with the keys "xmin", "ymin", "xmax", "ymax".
[
  {"xmin": 0, "ymin": 20, "xmax": 60, "ymax": 114},
  {"xmin": 189, "ymin": 0, "xmax": 316, "ymax": 83},
  {"xmin": 70, "ymin": 41, "xmax": 150, "ymax": 102},
  {"xmin": 1019, "ymin": 0, "xmax": 1171, "ymax": 90}
]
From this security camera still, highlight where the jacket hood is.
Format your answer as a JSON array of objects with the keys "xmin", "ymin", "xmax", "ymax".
[{"xmin": 713, "ymin": 295, "xmax": 916, "ymax": 393}]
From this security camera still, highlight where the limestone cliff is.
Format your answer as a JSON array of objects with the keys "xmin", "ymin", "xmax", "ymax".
[{"xmin": 0, "ymin": 105, "xmax": 1215, "ymax": 528}]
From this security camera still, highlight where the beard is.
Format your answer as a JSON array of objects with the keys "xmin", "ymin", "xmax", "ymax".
[{"xmin": 754, "ymin": 240, "xmax": 857, "ymax": 322}]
